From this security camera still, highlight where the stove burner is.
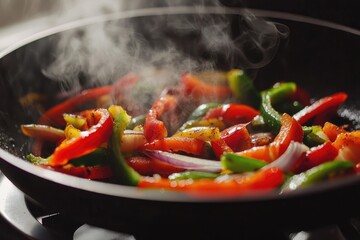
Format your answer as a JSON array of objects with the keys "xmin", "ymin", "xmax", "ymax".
[
  {"xmin": 0, "ymin": 173, "xmax": 356, "ymax": 240},
  {"xmin": 0, "ymin": 174, "xmax": 134, "ymax": 240}
]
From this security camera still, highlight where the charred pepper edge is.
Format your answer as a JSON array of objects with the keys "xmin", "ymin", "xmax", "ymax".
[{"xmin": 49, "ymin": 108, "xmax": 113, "ymax": 166}]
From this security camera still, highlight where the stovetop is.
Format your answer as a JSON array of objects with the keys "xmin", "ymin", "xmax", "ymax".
[
  {"xmin": 0, "ymin": 172, "xmax": 136, "ymax": 240},
  {"xmin": 1, "ymin": 171, "xmax": 358, "ymax": 240}
]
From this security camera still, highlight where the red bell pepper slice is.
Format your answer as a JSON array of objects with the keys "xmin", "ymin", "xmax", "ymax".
[
  {"xmin": 306, "ymin": 142, "xmax": 339, "ymax": 166},
  {"xmin": 38, "ymin": 73, "xmax": 139, "ymax": 127},
  {"xmin": 236, "ymin": 113, "xmax": 303, "ymax": 162},
  {"xmin": 181, "ymin": 73, "xmax": 232, "ymax": 102},
  {"xmin": 138, "ymin": 167, "xmax": 284, "ymax": 195},
  {"xmin": 143, "ymin": 95, "xmax": 178, "ymax": 142},
  {"xmin": 49, "ymin": 108, "xmax": 113, "ymax": 166},
  {"xmin": 220, "ymin": 123, "xmax": 253, "ymax": 152},
  {"xmin": 297, "ymin": 141, "xmax": 341, "ymax": 172},
  {"xmin": 202, "ymin": 104, "xmax": 259, "ymax": 126},
  {"xmin": 142, "ymin": 137, "xmax": 206, "ymax": 156},
  {"xmin": 210, "ymin": 138, "xmax": 233, "ymax": 159},
  {"xmin": 293, "ymin": 92, "xmax": 348, "ymax": 125},
  {"xmin": 126, "ymin": 156, "xmax": 185, "ymax": 177},
  {"xmin": 274, "ymin": 114, "xmax": 304, "ymax": 155},
  {"xmin": 38, "ymin": 86, "xmax": 113, "ymax": 126}
]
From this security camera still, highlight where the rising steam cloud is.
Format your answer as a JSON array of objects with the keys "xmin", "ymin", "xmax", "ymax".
[{"xmin": 39, "ymin": 0, "xmax": 289, "ymax": 119}]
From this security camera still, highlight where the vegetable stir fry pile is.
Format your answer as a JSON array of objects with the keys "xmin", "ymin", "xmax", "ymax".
[{"xmin": 21, "ymin": 69, "xmax": 360, "ymax": 196}]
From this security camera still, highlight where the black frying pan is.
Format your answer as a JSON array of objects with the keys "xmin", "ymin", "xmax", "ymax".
[{"xmin": 0, "ymin": 7, "xmax": 360, "ymax": 239}]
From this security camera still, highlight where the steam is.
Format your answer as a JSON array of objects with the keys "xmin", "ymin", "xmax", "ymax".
[
  {"xmin": 38, "ymin": 0, "xmax": 289, "ymax": 115},
  {"xmin": 233, "ymin": 12, "xmax": 289, "ymax": 68}
]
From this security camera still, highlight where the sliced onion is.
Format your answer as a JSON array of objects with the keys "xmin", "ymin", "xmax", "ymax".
[
  {"xmin": 143, "ymin": 150, "xmax": 222, "ymax": 173},
  {"xmin": 263, "ymin": 141, "xmax": 309, "ymax": 172},
  {"xmin": 21, "ymin": 124, "xmax": 65, "ymax": 142}
]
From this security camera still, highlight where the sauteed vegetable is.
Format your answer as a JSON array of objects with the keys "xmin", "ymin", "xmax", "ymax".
[{"xmin": 21, "ymin": 69, "xmax": 359, "ymax": 196}]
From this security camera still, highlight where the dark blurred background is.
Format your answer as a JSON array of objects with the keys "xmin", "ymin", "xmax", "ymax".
[
  {"xmin": 224, "ymin": 0, "xmax": 360, "ymax": 30},
  {"xmin": 2, "ymin": 0, "xmax": 357, "ymax": 56},
  {"xmin": 0, "ymin": 0, "xmax": 359, "ymax": 28}
]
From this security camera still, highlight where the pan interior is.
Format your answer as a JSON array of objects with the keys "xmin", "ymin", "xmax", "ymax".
[{"xmin": 0, "ymin": 6, "xmax": 359, "ymax": 201}]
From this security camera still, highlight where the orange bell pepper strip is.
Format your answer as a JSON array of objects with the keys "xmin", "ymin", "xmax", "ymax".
[
  {"xmin": 181, "ymin": 73, "xmax": 232, "ymax": 102},
  {"xmin": 49, "ymin": 108, "xmax": 113, "ymax": 166},
  {"xmin": 322, "ymin": 122, "xmax": 346, "ymax": 142},
  {"xmin": 143, "ymin": 95, "xmax": 178, "ymax": 142},
  {"xmin": 293, "ymin": 92, "xmax": 347, "ymax": 125},
  {"xmin": 142, "ymin": 137, "xmax": 206, "ymax": 156},
  {"xmin": 138, "ymin": 167, "xmax": 284, "ymax": 194},
  {"xmin": 210, "ymin": 138, "xmax": 234, "ymax": 159},
  {"xmin": 235, "ymin": 113, "xmax": 303, "ymax": 162},
  {"xmin": 332, "ymin": 131, "xmax": 360, "ymax": 163}
]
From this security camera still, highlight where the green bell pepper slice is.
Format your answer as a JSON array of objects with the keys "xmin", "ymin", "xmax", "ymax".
[
  {"xmin": 303, "ymin": 125, "xmax": 329, "ymax": 147},
  {"xmin": 221, "ymin": 152, "xmax": 267, "ymax": 173},
  {"xmin": 260, "ymin": 82, "xmax": 297, "ymax": 133},
  {"xmin": 127, "ymin": 114, "xmax": 146, "ymax": 130},
  {"xmin": 168, "ymin": 171, "xmax": 220, "ymax": 180},
  {"xmin": 187, "ymin": 103, "xmax": 222, "ymax": 121},
  {"xmin": 227, "ymin": 69, "xmax": 261, "ymax": 108},
  {"xmin": 108, "ymin": 105, "xmax": 140, "ymax": 186},
  {"xmin": 281, "ymin": 160, "xmax": 353, "ymax": 192}
]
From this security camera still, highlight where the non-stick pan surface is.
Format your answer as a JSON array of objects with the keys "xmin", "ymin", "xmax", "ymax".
[{"xmin": 0, "ymin": 7, "xmax": 360, "ymax": 238}]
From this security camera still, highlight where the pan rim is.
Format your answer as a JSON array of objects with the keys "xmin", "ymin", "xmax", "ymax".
[
  {"xmin": 2, "ymin": 146, "xmax": 360, "ymax": 203},
  {"xmin": 0, "ymin": 5, "xmax": 359, "ymax": 59},
  {"xmin": 0, "ymin": 5, "xmax": 360, "ymax": 203}
]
